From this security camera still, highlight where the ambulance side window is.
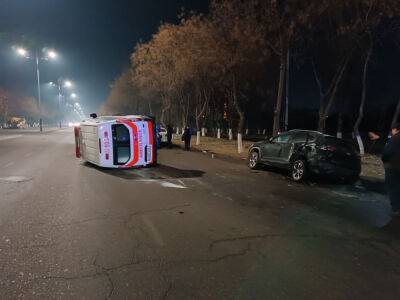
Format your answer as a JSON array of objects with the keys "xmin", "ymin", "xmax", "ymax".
[
  {"xmin": 112, "ymin": 124, "xmax": 131, "ymax": 165},
  {"xmin": 115, "ymin": 125, "xmax": 130, "ymax": 143}
]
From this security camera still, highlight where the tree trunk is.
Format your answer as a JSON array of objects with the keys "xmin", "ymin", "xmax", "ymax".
[
  {"xmin": 160, "ymin": 109, "xmax": 165, "ymax": 126},
  {"xmin": 391, "ymin": 99, "xmax": 400, "ymax": 129},
  {"xmin": 196, "ymin": 131, "xmax": 201, "ymax": 145},
  {"xmin": 195, "ymin": 108, "xmax": 201, "ymax": 146},
  {"xmin": 318, "ymin": 59, "xmax": 349, "ymax": 133},
  {"xmin": 194, "ymin": 88, "xmax": 209, "ymax": 146},
  {"xmin": 318, "ymin": 102, "xmax": 326, "ymax": 133},
  {"xmin": 313, "ymin": 57, "xmax": 349, "ymax": 133},
  {"xmin": 237, "ymin": 133, "xmax": 243, "ymax": 153},
  {"xmin": 232, "ymin": 75, "xmax": 245, "ymax": 153},
  {"xmin": 228, "ymin": 128, "xmax": 233, "ymax": 140},
  {"xmin": 217, "ymin": 128, "xmax": 221, "ymax": 139},
  {"xmin": 284, "ymin": 48, "xmax": 290, "ymax": 131},
  {"xmin": 354, "ymin": 45, "xmax": 372, "ymax": 156},
  {"xmin": 337, "ymin": 113, "xmax": 343, "ymax": 139},
  {"xmin": 272, "ymin": 55, "xmax": 287, "ymax": 136}
]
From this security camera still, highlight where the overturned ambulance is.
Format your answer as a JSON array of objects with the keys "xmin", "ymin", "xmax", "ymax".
[{"xmin": 74, "ymin": 115, "xmax": 157, "ymax": 168}]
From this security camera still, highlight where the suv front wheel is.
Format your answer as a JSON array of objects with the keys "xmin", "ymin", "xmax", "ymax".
[
  {"xmin": 291, "ymin": 159, "xmax": 307, "ymax": 182},
  {"xmin": 248, "ymin": 150, "xmax": 261, "ymax": 169}
]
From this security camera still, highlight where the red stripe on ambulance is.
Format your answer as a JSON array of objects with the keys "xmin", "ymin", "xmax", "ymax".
[{"xmin": 117, "ymin": 119, "xmax": 139, "ymax": 168}]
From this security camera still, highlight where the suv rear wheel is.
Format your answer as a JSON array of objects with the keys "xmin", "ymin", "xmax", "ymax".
[
  {"xmin": 248, "ymin": 150, "xmax": 261, "ymax": 169},
  {"xmin": 291, "ymin": 159, "xmax": 307, "ymax": 182}
]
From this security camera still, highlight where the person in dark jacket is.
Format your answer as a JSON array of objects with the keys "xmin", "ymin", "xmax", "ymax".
[
  {"xmin": 370, "ymin": 123, "xmax": 400, "ymax": 216},
  {"xmin": 382, "ymin": 123, "xmax": 400, "ymax": 215},
  {"xmin": 155, "ymin": 123, "xmax": 162, "ymax": 149},
  {"xmin": 182, "ymin": 127, "xmax": 192, "ymax": 151},
  {"xmin": 166, "ymin": 124, "xmax": 173, "ymax": 148}
]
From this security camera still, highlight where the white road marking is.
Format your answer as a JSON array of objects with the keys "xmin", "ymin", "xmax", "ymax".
[
  {"xmin": 0, "ymin": 135, "xmax": 22, "ymax": 141},
  {"xmin": 177, "ymin": 179, "xmax": 186, "ymax": 187},
  {"xmin": 188, "ymin": 178, "xmax": 207, "ymax": 186},
  {"xmin": 160, "ymin": 181, "xmax": 186, "ymax": 189},
  {"xmin": 142, "ymin": 215, "xmax": 165, "ymax": 246},
  {"xmin": 0, "ymin": 176, "xmax": 32, "ymax": 183},
  {"xmin": 137, "ymin": 179, "xmax": 187, "ymax": 189}
]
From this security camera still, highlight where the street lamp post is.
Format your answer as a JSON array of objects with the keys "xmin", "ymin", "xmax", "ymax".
[
  {"xmin": 15, "ymin": 47, "xmax": 57, "ymax": 132},
  {"xmin": 49, "ymin": 79, "xmax": 74, "ymax": 128},
  {"xmin": 58, "ymin": 79, "xmax": 62, "ymax": 128},
  {"xmin": 35, "ymin": 51, "xmax": 43, "ymax": 131}
]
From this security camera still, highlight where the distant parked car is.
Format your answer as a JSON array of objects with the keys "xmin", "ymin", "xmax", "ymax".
[{"xmin": 248, "ymin": 130, "xmax": 361, "ymax": 183}]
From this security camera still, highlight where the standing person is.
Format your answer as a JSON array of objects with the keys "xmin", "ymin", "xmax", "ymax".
[
  {"xmin": 155, "ymin": 123, "xmax": 162, "ymax": 149},
  {"xmin": 182, "ymin": 126, "xmax": 192, "ymax": 151},
  {"xmin": 166, "ymin": 124, "xmax": 173, "ymax": 148},
  {"xmin": 369, "ymin": 122, "xmax": 400, "ymax": 217}
]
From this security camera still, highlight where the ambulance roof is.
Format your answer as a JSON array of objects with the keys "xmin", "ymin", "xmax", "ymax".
[{"xmin": 80, "ymin": 115, "xmax": 152, "ymax": 125}]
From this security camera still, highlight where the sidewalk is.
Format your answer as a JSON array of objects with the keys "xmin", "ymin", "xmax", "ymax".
[
  {"xmin": 173, "ymin": 135, "xmax": 385, "ymax": 181},
  {"xmin": 173, "ymin": 135, "xmax": 252, "ymax": 160},
  {"xmin": 0, "ymin": 127, "xmax": 67, "ymax": 135}
]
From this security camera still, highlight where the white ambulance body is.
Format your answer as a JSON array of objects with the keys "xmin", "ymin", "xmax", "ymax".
[{"xmin": 75, "ymin": 115, "xmax": 156, "ymax": 168}]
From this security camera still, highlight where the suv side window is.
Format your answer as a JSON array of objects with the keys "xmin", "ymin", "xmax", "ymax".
[
  {"xmin": 308, "ymin": 133, "xmax": 318, "ymax": 143},
  {"xmin": 272, "ymin": 133, "xmax": 291, "ymax": 144},
  {"xmin": 291, "ymin": 132, "xmax": 308, "ymax": 144}
]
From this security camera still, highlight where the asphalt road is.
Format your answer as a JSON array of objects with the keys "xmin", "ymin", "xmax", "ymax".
[{"xmin": 0, "ymin": 128, "xmax": 399, "ymax": 299}]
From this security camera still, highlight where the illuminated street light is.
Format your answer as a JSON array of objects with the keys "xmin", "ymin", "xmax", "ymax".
[
  {"xmin": 64, "ymin": 80, "xmax": 73, "ymax": 88},
  {"xmin": 14, "ymin": 46, "xmax": 60, "ymax": 132},
  {"xmin": 47, "ymin": 49, "xmax": 57, "ymax": 60},
  {"xmin": 71, "ymin": 93, "xmax": 77, "ymax": 99},
  {"xmin": 17, "ymin": 47, "xmax": 28, "ymax": 57}
]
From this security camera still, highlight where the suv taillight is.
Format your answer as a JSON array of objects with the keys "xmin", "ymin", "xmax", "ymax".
[{"xmin": 319, "ymin": 145, "xmax": 337, "ymax": 152}]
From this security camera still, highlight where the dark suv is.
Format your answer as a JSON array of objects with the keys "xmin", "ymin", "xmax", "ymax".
[{"xmin": 248, "ymin": 130, "xmax": 361, "ymax": 182}]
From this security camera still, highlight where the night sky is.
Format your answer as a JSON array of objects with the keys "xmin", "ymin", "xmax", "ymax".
[{"xmin": 0, "ymin": 0, "xmax": 209, "ymax": 113}]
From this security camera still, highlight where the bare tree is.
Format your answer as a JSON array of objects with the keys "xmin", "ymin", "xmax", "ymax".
[
  {"xmin": 256, "ymin": 0, "xmax": 327, "ymax": 135},
  {"xmin": 0, "ymin": 88, "xmax": 9, "ymax": 126},
  {"xmin": 392, "ymin": 99, "xmax": 400, "ymax": 129}
]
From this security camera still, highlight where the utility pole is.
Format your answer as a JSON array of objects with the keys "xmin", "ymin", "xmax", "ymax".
[
  {"xmin": 35, "ymin": 51, "xmax": 42, "ymax": 132},
  {"xmin": 57, "ymin": 78, "xmax": 63, "ymax": 128}
]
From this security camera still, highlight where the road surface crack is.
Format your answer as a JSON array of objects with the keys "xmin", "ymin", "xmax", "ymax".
[
  {"xmin": 124, "ymin": 203, "xmax": 191, "ymax": 219},
  {"xmin": 160, "ymin": 282, "xmax": 173, "ymax": 300},
  {"xmin": 32, "ymin": 204, "xmax": 191, "ymax": 228},
  {"xmin": 93, "ymin": 256, "xmax": 115, "ymax": 300}
]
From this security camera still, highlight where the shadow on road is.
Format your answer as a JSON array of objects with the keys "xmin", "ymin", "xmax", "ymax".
[
  {"xmin": 83, "ymin": 162, "xmax": 205, "ymax": 180},
  {"xmin": 256, "ymin": 164, "xmax": 386, "ymax": 195},
  {"xmin": 309, "ymin": 176, "xmax": 386, "ymax": 195},
  {"xmin": 254, "ymin": 166, "xmax": 391, "ymax": 228},
  {"xmin": 303, "ymin": 178, "xmax": 390, "ymax": 229}
]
